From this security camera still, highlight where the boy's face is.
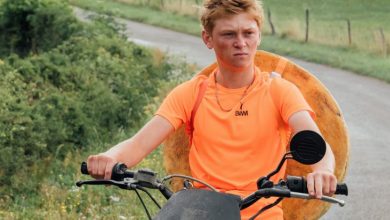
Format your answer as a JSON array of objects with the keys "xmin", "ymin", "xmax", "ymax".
[{"xmin": 202, "ymin": 13, "xmax": 260, "ymax": 70}]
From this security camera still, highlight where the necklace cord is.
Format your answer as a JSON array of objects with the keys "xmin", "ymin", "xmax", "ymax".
[{"xmin": 214, "ymin": 71, "xmax": 255, "ymax": 112}]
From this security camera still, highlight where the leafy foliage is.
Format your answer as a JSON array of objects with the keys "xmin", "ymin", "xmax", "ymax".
[
  {"xmin": 0, "ymin": 0, "xmax": 193, "ymax": 199},
  {"xmin": 0, "ymin": 0, "xmax": 82, "ymax": 57}
]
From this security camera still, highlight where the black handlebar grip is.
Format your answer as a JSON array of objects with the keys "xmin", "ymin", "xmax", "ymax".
[
  {"xmin": 287, "ymin": 176, "xmax": 348, "ymax": 196},
  {"xmin": 335, "ymin": 183, "xmax": 348, "ymax": 196},
  {"xmin": 81, "ymin": 161, "xmax": 89, "ymax": 175},
  {"xmin": 80, "ymin": 161, "xmax": 131, "ymax": 181}
]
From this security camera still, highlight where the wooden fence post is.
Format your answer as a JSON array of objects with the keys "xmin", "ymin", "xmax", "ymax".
[
  {"xmin": 305, "ymin": 9, "xmax": 309, "ymax": 43},
  {"xmin": 160, "ymin": 0, "xmax": 164, "ymax": 9},
  {"xmin": 195, "ymin": 0, "xmax": 201, "ymax": 16},
  {"xmin": 379, "ymin": 28, "xmax": 387, "ymax": 58},
  {"xmin": 267, "ymin": 8, "xmax": 276, "ymax": 35},
  {"xmin": 347, "ymin": 19, "xmax": 352, "ymax": 46}
]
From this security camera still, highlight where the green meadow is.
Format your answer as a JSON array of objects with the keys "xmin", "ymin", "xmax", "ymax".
[{"xmin": 71, "ymin": 0, "xmax": 390, "ymax": 82}]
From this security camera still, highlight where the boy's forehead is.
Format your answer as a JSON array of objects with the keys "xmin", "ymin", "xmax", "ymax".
[{"xmin": 213, "ymin": 14, "xmax": 258, "ymax": 30}]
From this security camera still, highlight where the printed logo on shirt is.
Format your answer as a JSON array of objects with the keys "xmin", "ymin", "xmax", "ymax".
[
  {"xmin": 235, "ymin": 110, "xmax": 249, "ymax": 116},
  {"xmin": 236, "ymin": 104, "xmax": 249, "ymax": 116}
]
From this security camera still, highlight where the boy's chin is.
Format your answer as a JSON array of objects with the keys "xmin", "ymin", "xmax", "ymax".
[{"xmin": 231, "ymin": 61, "xmax": 252, "ymax": 70}]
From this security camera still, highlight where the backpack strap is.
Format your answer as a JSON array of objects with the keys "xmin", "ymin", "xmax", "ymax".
[
  {"xmin": 269, "ymin": 56, "xmax": 292, "ymax": 150},
  {"xmin": 185, "ymin": 56, "xmax": 287, "ymax": 146},
  {"xmin": 269, "ymin": 56, "xmax": 289, "ymax": 112},
  {"xmin": 274, "ymin": 56, "xmax": 288, "ymax": 76},
  {"xmin": 185, "ymin": 78, "xmax": 209, "ymax": 146}
]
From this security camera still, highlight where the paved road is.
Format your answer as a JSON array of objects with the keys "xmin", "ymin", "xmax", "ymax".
[{"xmin": 75, "ymin": 8, "xmax": 390, "ymax": 219}]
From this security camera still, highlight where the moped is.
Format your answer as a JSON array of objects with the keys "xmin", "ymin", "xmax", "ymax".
[{"xmin": 76, "ymin": 130, "xmax": 348, "ymax": 220}]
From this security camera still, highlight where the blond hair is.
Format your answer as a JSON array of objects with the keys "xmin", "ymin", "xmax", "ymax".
[{"xmin": 200, "ymin": 0, "xmax": 264, "ymax": 33}]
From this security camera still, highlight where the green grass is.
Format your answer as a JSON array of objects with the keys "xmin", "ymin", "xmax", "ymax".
[
  {"xmin": 75, "ymin": 0, "xmax": 390, "ymax": 55},
  {"xmin": 0, "ymin": 49, "xmax": 194, "ymax": 219},
  {"xmin": 261, "ymin": 36, "xmax": 390, "ymax": 82},
  {"xmin": 0, "ymin": 136, "xmax": 167, "ymax": 219},
  {"xmin": 72, "ymin": 0, "xmax": 201, "ymax": 35},
  {"xmin": 262, "ymin": 0, "xmax": 390, "ymax": 52},
  {"xmin": 70, "ymin": 0, "xmax": 390, "ymax": 83}
]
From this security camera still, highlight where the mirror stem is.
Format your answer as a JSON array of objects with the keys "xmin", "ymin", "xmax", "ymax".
[{"xmin": 266, "ymin": 152, "xmax": 293, "ymax": 180}]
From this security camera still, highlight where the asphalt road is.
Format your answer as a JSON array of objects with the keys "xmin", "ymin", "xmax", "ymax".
[{"xmin": 75, "ymin": 8, "xmax": 390, "ymax": 220}]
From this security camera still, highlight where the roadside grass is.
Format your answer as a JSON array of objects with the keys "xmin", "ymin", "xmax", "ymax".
[
  {"xmin": 71, "ymin": 0, "xmax": 201, "ymax": 35},
  {"xmin": 261, "ymin": 36, "xmax": 390, "ymax": 82},
  {"xmin": 70, "ymin": 0, "xmax": 390, "ymax": 83},
  {"xmin": 111, "ymin": 0, "xmax": 390, "ymax": 55},
  {"xmin": 0, "ymin": 131, "xmax": 167, "ymax": 220},
  {"xmin": 0, "ymin": 49, "xmax": 195, "ymax": 219},
  {"xmin": 262, "ymin": 0, "xmax": 390, "ymax": 54}
]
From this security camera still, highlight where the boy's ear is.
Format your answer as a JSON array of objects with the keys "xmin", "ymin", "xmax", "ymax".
[{"xmin": 202, "ymin": 30, "xmax": 213, "ymax": 49}]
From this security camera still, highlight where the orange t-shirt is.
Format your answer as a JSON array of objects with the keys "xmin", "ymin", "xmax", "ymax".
[{"xmin": 156, "ymin": 68, "xmax": 314, "ymax": 219}]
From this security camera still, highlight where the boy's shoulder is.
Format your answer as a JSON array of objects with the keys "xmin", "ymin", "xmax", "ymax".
[{"xmin": 173, "ymin": 74, "xmax": 209, "ymax": 93}]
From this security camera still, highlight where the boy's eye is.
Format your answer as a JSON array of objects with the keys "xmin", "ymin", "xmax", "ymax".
[{"xmin": 222, "ymin": 32, "xmax": 234, "ymax": 36}]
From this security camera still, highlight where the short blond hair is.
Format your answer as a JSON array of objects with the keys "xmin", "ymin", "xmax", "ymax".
[{"xmin": 200, "ymin": 0, "xmax": 264, "ymax": 33}]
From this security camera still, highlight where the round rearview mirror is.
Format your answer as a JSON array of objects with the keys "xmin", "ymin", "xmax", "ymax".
[{"xmin": 290, "ymin": 130, "xmax": 326, "ymax": 165}]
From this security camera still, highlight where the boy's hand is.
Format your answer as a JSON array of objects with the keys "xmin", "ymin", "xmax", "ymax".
[
  {"xmin": 87, "ymin": 154, "xmax": 117, "ymax": 180},
  {"xmin": 306, "ymin": 169, "xmax": 337, "ymax": 199}
]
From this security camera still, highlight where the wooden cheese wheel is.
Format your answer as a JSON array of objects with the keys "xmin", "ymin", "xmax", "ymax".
[{"xmin": 163, "ymin": 50, "xmax": 349, "ymax": 219}]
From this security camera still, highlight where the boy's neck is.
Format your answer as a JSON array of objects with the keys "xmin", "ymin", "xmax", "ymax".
[{"xmin": 216, "ymin": 63, "xmax": 255, "ymax": 89}]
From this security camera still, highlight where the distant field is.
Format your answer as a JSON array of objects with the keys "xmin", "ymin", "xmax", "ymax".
[
  {"xmin": 70, "ymin": 0, "xmax": 390, "ymax": 82},
  {"xmin": 262, "ymin": 0, "xmax": 390, "ymax": 55},
  {"xmin": 111, "ymin": 0, "xmax": 390, "ymax": 56}
]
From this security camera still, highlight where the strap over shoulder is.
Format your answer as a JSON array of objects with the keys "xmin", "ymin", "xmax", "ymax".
[
  {"xmin": 185, "ymin": 78, "xmax": 209, "ymax": 146},
  {"xmin": 270, "ymin": 56, "xmax": 287, "ymax": 78},
  {"xmin": 274, "ymin": 56, "xmax": 288, "ymax": 75}
]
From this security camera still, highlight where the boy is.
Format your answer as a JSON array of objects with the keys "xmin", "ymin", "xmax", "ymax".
[{"xmin": 86, "ymin": 0, "xmax": 337, "ymax": 219}]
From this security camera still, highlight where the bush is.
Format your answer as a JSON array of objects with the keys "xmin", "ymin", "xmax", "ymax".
[
  {"xmin": 0, "ymin": 35, "xmax": 177, "ymax": 189},
  {"xmin": 0, "ymin": 0, "xmax": 194, "ymax": 199},
  {"xmin": 0, "ymin": 0, "xmax": 82, "ymax": 57}
]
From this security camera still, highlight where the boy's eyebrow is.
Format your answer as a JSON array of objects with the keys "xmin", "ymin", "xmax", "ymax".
[
  {"xmin": 243, "ymin": 27, "xmax": 256, "ymax": 31},
  {"xmin": 219, "ymin": 26, "xmax": 257, "ymax": 32},
  {"xmin": 219, "ymin": 29, "xmax": 236, "ymax": 33}
]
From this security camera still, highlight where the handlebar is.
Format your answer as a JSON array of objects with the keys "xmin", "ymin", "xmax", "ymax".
[
  {"xmin": 240, "ymin": 186, "xmax": 346, "ymax": 212},
  {"xmin": 78, "ymin": 162, "xmax": 173, "ymax": 199},
  {"xmin": 240, "ymin": 176, "xmax": 348, "ymax": 210},
  {"xmin": 77, "ymin": 162, "xmax": 348, "ymax": 211},
  {"xmin": 286, "ymin": 175, "xmax": 348, "ymax": 196}
]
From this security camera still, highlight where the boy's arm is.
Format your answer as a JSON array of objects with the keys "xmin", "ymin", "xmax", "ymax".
[
  {"xmin": 87, "ymin": 115, "xmax": 174, "ymax": 180},
  {"xmin": 288, "ymin": 110, "xmax": 337, "ymax": 199}
]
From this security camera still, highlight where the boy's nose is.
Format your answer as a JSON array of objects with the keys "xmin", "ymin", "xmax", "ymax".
[{"xmin": 234, "ymin": 35, "xmax": 246, "ymax": 48}]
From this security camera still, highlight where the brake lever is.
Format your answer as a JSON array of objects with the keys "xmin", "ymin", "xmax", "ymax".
[
  {"xmin": 76, "ymin": 179, "xmax": 136, "ymax": 190},
  {"xmin": 290, "ymin": 192, "xmax": 345, "ymax": 207}
]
